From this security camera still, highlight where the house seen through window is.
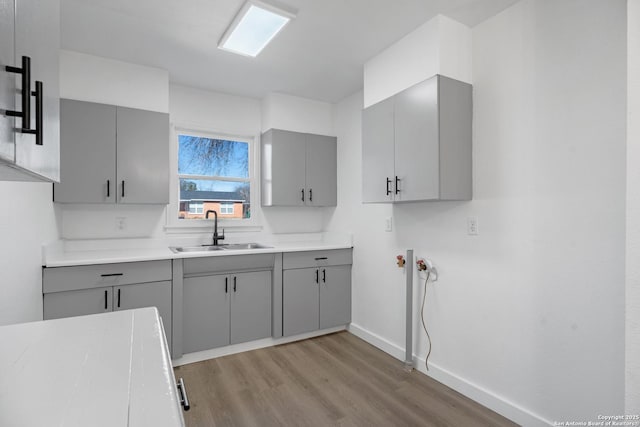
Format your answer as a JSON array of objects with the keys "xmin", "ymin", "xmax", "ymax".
[{"xmin": 178, "ymin": 133, "xmax": 250, "ymax": 220}]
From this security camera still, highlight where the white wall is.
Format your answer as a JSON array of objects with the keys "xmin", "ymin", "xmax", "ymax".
[
  {"xmin": 328, "ymin": 0, "xmax": 626, "ymax": 424},
  {"xmin": 626, "ymin": 0, "xmax": 640, "ymax": 414},
  {"xmin": 60, "ymin": 50, "xmax": 169, "ymax": 113},
  {"xmin": 261, "ymin": 92, "xmax": 334, "ymax": 136},
  {"xmin": 57, "ymin": 52, "xmax": 331, "ymax": 239},
  {"xmin": 363, "ymin": 14, "xmax": 472, "ymax": 108},
  {"xmin": 0, "ymin": 182, "xmax": 58, "ymax": 325}
]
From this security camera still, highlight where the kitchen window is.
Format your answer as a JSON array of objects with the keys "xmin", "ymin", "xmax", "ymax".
[{"xmin": 172, "ymin": 129, "xmax": 256, "ymax": 226}]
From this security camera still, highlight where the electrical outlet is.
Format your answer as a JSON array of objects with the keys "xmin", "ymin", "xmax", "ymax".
[
  {"xmin": 385, "ymin": 217, "xmax": 393, "ymax": 232},
  {"xmin": 467, "ymin": 217, "xmax": 478, "ymax": 235},
  {"xmin": 116, "ymin": 217, "xmax": 127, "ymax": 231}
]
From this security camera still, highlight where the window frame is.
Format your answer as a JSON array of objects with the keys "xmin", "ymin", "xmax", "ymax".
[{"xmin": 166, "ymin": 125, "xmax": 261, "ymax": 231}]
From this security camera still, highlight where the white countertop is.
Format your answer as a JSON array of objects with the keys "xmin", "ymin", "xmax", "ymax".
[
  {"xmin": 0, "ymin": 308, "xmax": 185, "ymax": 427},
  {"xmin": 43, "ymin": 235, "xmax": 353, "ymax": 267}
]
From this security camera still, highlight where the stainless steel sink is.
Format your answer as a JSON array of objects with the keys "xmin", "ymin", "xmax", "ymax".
[
  {"xmin": 169, "ymin": 245, "xmax": 227, "ymax": 253},
  {"xmin": 169, "ymin": 243, "xmax": 272, "ymax": 253},
  {"xmin": 221, "ymin": 243, "xmax": 273, "ymax": 250}
]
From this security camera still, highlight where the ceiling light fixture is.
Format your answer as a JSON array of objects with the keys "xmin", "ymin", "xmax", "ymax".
[{"xmin": 218, "ymin": 0, "xmax": 296, "ymax": 57}]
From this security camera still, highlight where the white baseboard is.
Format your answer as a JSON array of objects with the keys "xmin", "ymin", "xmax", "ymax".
[
  {"xmin": 348, "ymin": 323, "xmax": 552, "ymax": 427},
  {"xmin": 172, "ymin": 325, "xmax": 346, "ymax": 367}
]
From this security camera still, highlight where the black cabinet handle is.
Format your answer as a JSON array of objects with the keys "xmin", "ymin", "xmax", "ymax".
[
  {"xmin": 117, "ymin": 289, "xmax": 121, "ymax": 308},
  {"xmin": 5, "ymin": 56, "xmax": 31, "ymax": 130},
  {"xmin": 225, "ymin": 277, "xmax": 228, "ymax": 293},
  {"xmin": 395, "ymin": 176, "xmax": 400, "ymax": 195},
  {"xmin": 322, "ymin": 269, "xmax": 326, "ymax": 283},
  {"xmin": 20, "ymin": 81, "xmax": 43, "ymax": 145},
  {"xmin": 301, "ymin": 188, "xmax": 305, "ymax": 202},
  {"xmin": 177, "ymin": 378, "xmax": 190, "ymax": 411},
  {"xmin": 121, "ymin": 180, "xmax": 125, "ymax": 198},
  {"xmin": 100, "ymin": 273, "xmax": 123, "ymax": 277},
  {"xmin": 107, "ymin": 180, "xmax": 110, "ymax": 198},
  {"xmin": 314, "ymin": 257, "xmax": 328, "ymax": 261},
  {"xmin": 104, "ymin": 290, "xmax": 108, "ymax": 310},
  {"xmin": 315, "ymin": 269, "xmax": 319, "ymax": 284},
  {"xmin": 386, "ymin": 178, "xmax": 392, "ymax": 196},
  {"xmin": 233, "ymin": 276, "xmax": 237, "ymax": 292},
  {"xmin": 309, "ymin": 188, "xmax": 313, "ymax": 202}
]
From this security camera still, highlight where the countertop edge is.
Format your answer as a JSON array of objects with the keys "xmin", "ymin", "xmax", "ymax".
[{"xmin": 44, "ymin": 244, "xmax": 354, "ymax": 268}]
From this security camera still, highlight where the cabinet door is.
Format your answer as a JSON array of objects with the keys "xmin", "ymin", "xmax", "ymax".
[
  {"xmin": 230, "ymin": 271, "xmax": 272, "ymax": 345},
  {"xmin": 43, "ymin": 286, "xmax": 112, "ymax": 320},
  {"xmin": 394, "ymin": 77, "xmax": 439, "ymax": 201},
  {"xmin": 114, "ymin": 281, "xmax": 172, "ymax": 348},
  {"xmin": 283, "ymin": 268, "xmax": 319, "ymax": 336},
  {"xmin": 183, "ymin": 274, "xmax": 230, "ymax": 353},
  {"xmin": 319, "ymin": 265, "xmax": 352, "ymax": 329},
  {"xmin": 14, "ymin": 0, "xmax": 60, "ymax": 181},
  {"xmin": 262, "ymin": 129, "xmax": 306, "ymax": 206},
  {"xmin": 0, "ymin": 0, "xmax": 14, "ymax": 163},
  {"xmin": 362, "ymin": 97, "xmax": 395, "ymax": 203},
  {"xmin": 54, "ymin": 100, "xmax": 117, "ymax": 203},
  {"xmin": 305, "ymin": 134, "xmax": 337, "ymax": 207},
  {"xmin": 116, "ymin": 107, "xmax": 169, "ymax": 204}
]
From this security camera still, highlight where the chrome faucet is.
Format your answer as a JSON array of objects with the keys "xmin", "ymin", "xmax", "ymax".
[{"xmin": 205, "ymin": 210, "xmax": 225, "ymax": 245}]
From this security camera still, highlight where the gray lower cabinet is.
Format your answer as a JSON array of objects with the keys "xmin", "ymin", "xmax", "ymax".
[
  {"xmin": 182, "ymin": 270, "xmax": 272, "ymax": 354},
  {"xmin": 54, "ymin": 99, "xmax": 169, "ymax": 204},
  {"xmin": 42, "ymin": 260, "xmax": 173, "ymax": 348},
  {"xmin": 43, "ymin": 286, "xmax": 113, "ymax": 319},
  {"xmin": 282, "ymin": 249, "xmax": 352, "ymax": 337}
]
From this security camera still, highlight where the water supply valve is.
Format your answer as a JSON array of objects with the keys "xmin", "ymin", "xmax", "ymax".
[
  {"xmin": 416, "ymin": 259, "xmax": 427, "ymax": 271},
  {"xmin": 396, "ymin": 255, "xmax": 406, "ymax": 268}
]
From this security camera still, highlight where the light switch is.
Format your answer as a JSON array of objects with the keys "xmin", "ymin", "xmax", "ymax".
[
  {"xmin": 467, "ymin": 217, "xmax": 478, "ymax": 235},
  {"xmin": 385, "ymin": 217, "xmax": 393, "ymax": 232}
]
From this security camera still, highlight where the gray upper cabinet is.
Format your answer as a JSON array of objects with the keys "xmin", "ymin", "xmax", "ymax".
[
  {"xmin": 261, "ymin": 129, "xmax": 337, "ymax": 207},
  {"xmin": 55, "ymin": 100, "xmax": 116, "ymax": 203},
  {"xmin": 0, "ymin": 0, "xmax": 60, "ymax": 182},
  {"xmin": 54, "ymin": 99, "xmax": 169, "ymax": 204},
  {"xmin": 116, "ymin": 107, "xmax": 170, "ymax": 204},
  {"xmin": 362, "ymin": 97, "xmax": 395, "ymax": 203},
  {"xmin": 362, "ymin": 74, "xmax": 472, "ymax": 203},
  {"xmin": 0, "ymin": 0, "xmax": 15, "ymax": 165},
  {"xmin": 305, "ymin": 134, "xmax": 337, "ymax": 207}
]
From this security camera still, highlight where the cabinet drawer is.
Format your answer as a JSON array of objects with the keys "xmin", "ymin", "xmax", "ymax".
[
  {"xmin": 283, "ymin": 249, "xmax": 352, "ymax": 270},
  {"xmin": 43, "ymin": 260, "xmax": 172, "ymax": 293},
  {"xmin": 183, "ymin": 254, "xmax": 275, "ymax": 276}
]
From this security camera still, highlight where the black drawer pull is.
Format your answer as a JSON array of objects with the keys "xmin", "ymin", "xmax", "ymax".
[
  {"xmin": 107, "ymin": 180, "xmax": 110, "ymax": 197},
  {"xmin": 177, "ymin": 378, "xmax": 190, "ymax": 411},
  {"xmin": 233, "ymin": 276, "xmax": 237, "ymax": 292},
  {"xmin": 117, "ymin": 288, "xmax": 121, "ymax": 308},
  {"xmin": 314, "ymin": 257, "xmax": 328, "ymax": 261},
  {"xmin": 301, "ymin": 188, "xmax": 305, "ymax": 202},
  {"xmin": 5, "ymin": 56, "xmax": 31, "ymax": 130},
  {"xmin": 225, "ymin": 277, "xmax": 228, "ymax": 293},
  {"xmin": 315, "ymin": 269, "xmax": 319, "ymax": 283},
  {"xmin": 104, "ymin": 290, "xmax": 108, "ymax": 310},
  {"xmin": 322, "ymin": 269, "xmax": 326, "ymax": 283},
  {"xmin": 100, "ymin": 273, "xmax": 123, "ymax": 277}
]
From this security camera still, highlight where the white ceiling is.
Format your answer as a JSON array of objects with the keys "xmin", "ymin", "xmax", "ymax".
[{"xmin": 60, "ymin": 0, "xmax": 518, "ymax": 103}]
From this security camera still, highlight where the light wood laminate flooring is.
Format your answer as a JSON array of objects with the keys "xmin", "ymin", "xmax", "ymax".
[{"xmin": 174, "ymin": 331, "xmax": 517, "ymax": 427}]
